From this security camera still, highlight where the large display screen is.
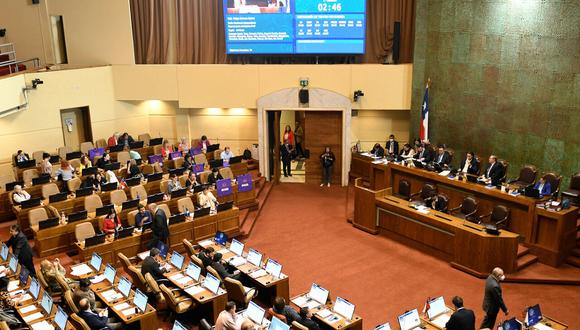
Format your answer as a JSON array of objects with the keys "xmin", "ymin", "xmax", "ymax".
[{"xmin": 224, "ymin": 0, "xmax": 367, "ymax": 54}]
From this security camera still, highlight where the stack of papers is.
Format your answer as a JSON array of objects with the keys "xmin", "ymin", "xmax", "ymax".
[
  {"xmin": 176, "ymin": 276, "xmax": 193, "ymax": 286},
  {"xmin": 31, "ymin": 321, "xmax": 55, "ymax": 330},
  {"xmin": 121, "ymin": 308, "xmax": 136, "ymax": 317},
  {"xmin": 113, "ymin": 302, "xmax": 130, "ymax": 310},
  {"xmin": 291, "ymin": 296, "xmax": 308, "ymax": 307},
  {"xmin": 216, "ymin": 248, "xmax": 229, "ymax": 255},
  {"xmin": 439, "ymin": 170, "xmax": 451, "ymax": 176},
  {"xmin": 9, "ymin": 289, "xmax": 24, "ymax": 297},
  {"xmin": 19, "ymin": 293, "xmax": 32, "ymax": 302},
  {"xmin": 185, "ymin": 285, "xmax": 205, "ymax": 296},
  {"xmin": 102, "ymin": 289, "xmax": 122, "ymax": 302},
  {"xmin": 137, "ymin": 251, "xmax": 149, "ymax": 260},
  {"xmin": 23, "ymin": 312, "xmax": 44, "ymax": 323},
  {"xmin": 533, "ymin": 323, "xmax": 555, "ymax": 330},
  {"xmin": 229, "ymin": 256, "xmax": 246, "ymax": 267},
  {"xmin": 198, "ymin": 240, "xmax": 213, "ymax": 248},
  {"xmin": 431, "ymin": 314, "xmax": 450, "ymax": 328},
  {"xmin": 169, "ymin": 273, "xmax": 185, "ymax": 281},
  {"xmin": 316, "ymin": 309, "xmax": 332, "ymax": 318},
  {"xmin": 70, "ymin": 264, "xmax": 92, "ymax": 276},
  {"xmin": 250, "ymin": 269, "xmax": 267, "ymax": 279},
  {"xmin": 19, "ymin": 305, "xmax": 37, "ymax": 314},
  {"xmin": 91, "ymin": 275, "xmax": 105, "ymax": 284},
  {"xmin": 7, "ymin": 280, "xmax": 19, "ymax": 292}
]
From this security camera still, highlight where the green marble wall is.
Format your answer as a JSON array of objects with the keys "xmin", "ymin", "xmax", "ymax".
[{"xmin": 410, "ymin": 0, "xmax": 579, "ymax": 188}]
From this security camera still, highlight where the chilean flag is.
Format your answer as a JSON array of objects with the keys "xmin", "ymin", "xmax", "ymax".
[{"xmin": 419, "ymin": 82, "xmax": 429, "ymax": 140}]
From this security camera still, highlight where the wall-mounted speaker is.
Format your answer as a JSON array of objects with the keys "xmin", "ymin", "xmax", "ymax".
[
  {"xmin": 393, "ymin": 21, "xmax": 401, "ymax": 64},
  {"xmin": 299, "ymin": 89, "xmax": 309, "ymax": 104}
]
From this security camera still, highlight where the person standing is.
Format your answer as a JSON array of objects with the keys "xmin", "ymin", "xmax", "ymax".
[
  {"xmin": 481, "ymin": 267, "xmax": 508, "ymax": 329},
  {"xmin": 445, "ymin": 296, "xmax": 475, "ymax": 330},
  {"xmin": 385, "ymin": 134, "xmax": 399, "ymax": 156},
  {"xmin": 281, "ymin": 141, "xmax": 293, "ymax": 177},
  {"xmin": 320, "ymin": 147, "xmax": 335, "ymax": 187},
  {"xmin": 148, "ymin": 204, "xmax": 169, "ymax": 249},
  {"xmin": 5, "ymin": 225, "xmax": 35, "ymax": 275},
  {"xmin": 294, "ymin": 121, "xmax": 305, "ymax": 159},
  {"xmin": 283, "ymin": 125, "xmax": 294, "ymax": 147}
]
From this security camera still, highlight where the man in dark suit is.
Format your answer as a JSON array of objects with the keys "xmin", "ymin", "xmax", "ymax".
[
  {"xmin": 281, "ymin": 141, "xmax": 293, "ymax": 177},
  {"xmin": 371, "ymin": 143, "xmax": 385, "ymax": 158},
  {"xmin": 445, "ymin": 296, "xmax": 475, "ymax": 330},
  {"xmin": 413, "ymin": 144, "xmax": 433, "ymax": 163},
  {"xmin": 299, "ymin": 307, "xmax": 321, "ymax": 330},
  {"xmin": 5, "ymin": 225, "xmax": 35, "ymax": 275},
  {"xmin": 434, "ymin": 145, "xmax": 451, "ymax": 165},
  {"xmin": 482, "ymin": 155, "xmax": 504, "ymax": 186},
  {"xmin": 207, "ymin": 167, "xmax": 224, "ymax": 186},
  {"xmin": 211, "ymin": 253, "xmax": 241, "ymax": 280},
  {"xmin": 147, "ymin": 204, "xmax": 169, "ymax": 249},
  {"xmin": 141, "ymin": 248, "xmax": 169, "ymax": 281},
  {"xmin": 78, "ymin": 298, "xmax": 122, "ymax": 330},
  {"xmin": 198, "ymin": 247, "xmax": 214, "ymax": 268},
  {"xmin": 459, "ymin": 152, "xmax": 480, "ymax": 175},
  {"xmin": 385, "ymin": 134, "xmax": 399, "ymax": 156},
  {"xmin": 481, "ymin": 267, "xmax": 508, "ymax": 329}
]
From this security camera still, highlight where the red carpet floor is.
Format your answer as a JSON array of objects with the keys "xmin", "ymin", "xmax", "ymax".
[{"xmin": 244, "ymin": 183, "xmax": 580, "ymax": 329}]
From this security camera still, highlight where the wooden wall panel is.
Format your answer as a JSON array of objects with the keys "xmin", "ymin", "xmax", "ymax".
[{"xmin": 304, "ymin": 111, "xmax": 342, "ymax": 184}]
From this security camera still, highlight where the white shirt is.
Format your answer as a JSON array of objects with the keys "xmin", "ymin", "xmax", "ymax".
[
  {"xmin": 462, "ymin": 159, "xmax": 471, "ymax": 173},
  {"xmin": 13, "ymin": 191, "xmax": 31, "ymax": 204},
  {"xmin": 220, "ymin": 151, "xmax": 234, "ymax": 161}
]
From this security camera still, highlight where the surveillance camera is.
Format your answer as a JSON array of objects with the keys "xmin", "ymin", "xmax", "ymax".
[
  {"xmin": 32, "ymin": 79, "xmax": 44, "ymax": 89},
  {"xmin": 353, "ymin": 90, "xmax": 364, "ymax": 102}
]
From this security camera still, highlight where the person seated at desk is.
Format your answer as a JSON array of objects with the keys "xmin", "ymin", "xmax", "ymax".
[
  {"xmin": 198, "ymin": 185, "xmax": 218, "ymax": 211},
  {"xmin": 78, "ymin": 298, "xmax": 123, "ymax": 330},
  {"xmin": 161, "ymin": 139, "xmax": 174, "ymax": 159},
  {"xmin": 127, "ymin": 159, "xmax": 142, "ymax": 179},
  {"xmin": 198, "ymin": 135, "xmax": 212, "ymax": 151},
  {"xmin": 40, "ymin": 258, "xmax": 75, "ymax": 293},
  {"xmin": 413, "ymin": 138, "xmax": 422, "ymax": 149},
  {"xmin": 78, "ymin": 155, "xmax": 92, "ymax": 175},
  {"xmin": 413, "ymin": 144, "xmax": 433, "ymax": 163},
  {"xmin": 178, "ymin": 137, "xmax": 190, "ymax": 153},
  {"xmin": 216, "ymin": 301, "xmax": 263, "ymax": 330},
  {"xmin": 12, "ymin": 185, "xmax": 30, "ymax": 205},
  {"xmin": 55, "ymin": 160, "xmax": 75, "ymax": 186},
  {"xmin": 459, "ymin": 152, "xmax": 480, "ymax": 176},
  {"xmin": 182, "ymin": 153, "xmax": 193, "ymax": 170},
  {"xmin": 445, "ymin": 296, "xmax": 475, "ymax": 330},
  {"xmin": 95, "ymin": 172, "xmax": 108, "ymax": 188},
  {"xmin": 434, "ymin": 144, "xmax": 451, "ymax": 166},
  {"xmin": 15, "ymin": 150, "xmax": 30, "ymax": 163},
  {"xmin": 298, "ymin": 307, "xmax": 321, "ymax": 330},
  {"xmin": 399, "ymin": 143, "xmax": 415, "ymax": 161},
  {"xmin": 273, "ymin": 296, "xmax": 301, "ymax": 324},
  {"xmin": 0, "ymin": 276, "xmax": 22, "ymax": 311},
  {"xmin": 198, "ymin": 246, "xmax": 214, "ymax": 268},
  {"xmin": 81, "ymin": 175, "xmax": 97, "ymax": 190},
  {"xmin": 208, "ymin": 167, "xmax": 224, "ymax": 186},
  {"xmin": 41, "ymin": 152, "xmax": 53, "ymax": 175},
  {"xmin": 141, "ymin": 247, "xmax": 169, "ymax": 281},
  {"xmin": 107, "ymin": 132, "xmax": 120, "ymax": 147},
  {"xmin": 102, "ymin": 210, "xmax": 122, "ymax": 236},
  {"xmin": 129, "ymin": 148, "xmax": 141, "ymax": 161},
  {"xmin": 118, "ymin": 132, "xmax": 134, "ymax": 148},
  {"xmin": 74, "ymin": 279, "xmax": 103, "ymax": 312},
  {"xmin": 534, "ymin": 177, "xmax": 552, "ymax": 197},
  {"xmin": 211, "ymin": 253, "xmax": 241, "ymax": 280},
  {"xmin": 135, "ymin": 204, "xmax": 152, "ymax": 228},
  {"xmin": 96, "ymin": 153, "xmax": 112, "ymax": 169},
  {"xmin": 185, "ymin": 171, "xmax": 200, "ymax": 190},
  {"xmin": 370, "ymin": 143, "xmax": 385, "ymax": 158},
  {"xmin": 385, "ymin": 134, "xmax": 399, "ymax": 156},
  {"xmin": 480, "ymin": 155, "xmax": 504, "ymax": 186},
  {"xmin": 221, "ymin": 147, "xmax": 235, "ymax": 162},
  {"xmin": 167, "ymin": 173, "xmax": 183, "ymax": 194}
]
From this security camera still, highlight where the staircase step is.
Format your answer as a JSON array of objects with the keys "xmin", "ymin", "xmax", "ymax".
[
  {"xmin": 239, "ymin": 180, "xmax": 273, "ymax": 237},
  {"xmin": 517, "ymin": 245, "xmax": 530, "ymax": 258},
  {"xmin": 517, "ymin": 254, "xmax": 538, "ymax": 271},
  {"xmin": 566, "ymin": 255, "xmax": 580, "ymax": 268},
  {"xmin": 572, "ymin": 248, "xmax": 580, "ymax": 258}
]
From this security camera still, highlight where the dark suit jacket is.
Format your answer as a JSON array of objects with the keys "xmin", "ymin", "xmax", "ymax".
[
  {"xmin": 434, "ymin": 151, "xmax": 451, "ymax": 165},
  {"xmin": 78, "ymin": 310, "xmax": 110, "ymax": 330},
  {"xmin": 460, "ymin": 159, "xmax": 480, "ymax": 175},
  {"xmin": 197, "ymin": 252, "xmax": 212, "ymax": 268},
  {"xmin": 482, "ymin": 275, "xmax": 507, "ymax": 314},
  {"xmin": 413, "ymin": 149, "xmax": 433, "ymax": 163},
  {"xmin": 6, "ymin": 232, "xmax": 33, "ymax": 265},
  {"xmin": 211, "ymin": 261, "xmax": 236, "ymax": 279},
  {"xmin": 141, "ymin": 256, "xmax": 167, "ymax": 281},
  {"xmin": 385, "ymin": 141, "xmax": 399, "ymax": 155},
  {"xmin": 534, "ymin": 181, "xmax": 552, "ymax": 196},
  {"xmin": 281, "ymin": 144, "xmax": 293, "ymax": 161},
  {"xmin": 484, "ymin": 162, "xmax": 504, "ymax": 185},
  {"xmin": 371, "ymin": 146, "xmax": 385, "ymax": 158},
  {"xmin": 445, "ymin": 308, "xmax": 475, "ymax": 330},
  {"xmin": 208, "ymin": 173, "xmax": 224, "ymax": 185},
  {"xmin": 152, "ymin": 209, "xmax": 169, "ymax": 241},
  {"xmin": 299, "ymin": 317, "xmax": 321, "ymax": 330}
]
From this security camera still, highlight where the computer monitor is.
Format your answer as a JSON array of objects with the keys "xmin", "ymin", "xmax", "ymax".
[
  {"xmin": 170, "ymin": 251, "xmax": 185, "ymax": 270},
  {"xmin": 19, "ymin": 267, "xmax": 29, "ymax": 286},
  {"xmin": 247, "ymin": 248, "xmax": 262, "ymax": 267},
  {"xmin": 117, "ymin": 276, "xmax": 132, "ymax": 298},
  {"xmin": 269, "ymin": 316, "xmax": 290, "ymax": 330},
  {"xmin": 427, "ymin": 296, "xmax": 447, "ymax": 320},
  {"xmin": 525, "ymin": 304, "xmax": 542, "ymax": 327},
  {"xmin": 29, "ymin": 277, "xmax": 41, "ymax": 300},
  {"xmin": 185, "ymin": 262, "xmax": 202, "ymax": 282},
  {"xmin": 48, "ymin": 192, "xmax": 68, "ymax": 203},
  {"xmin": 54, "ymin": 305, "xmax": 68, "ymax": 330},
  {"xmin": 214, "ymin": 231, "xmax": 228, "ymax": 245},
  {"xmin": 82, "ymin": 167, "xmax": 98, "ymax": 176},
  {"xmin": 503, "ymin": 318, "xmax": 522, "ymax": 330},
  {"xmin": 8, "ymin": 255, "xmax": 18, "ymax": 273},
  {"xmin": 156, "ymin": 241, "xmax": 168, "ymax": 258},
  {"xmin": 203, "ymin": 273, "xmax": 220, "ymax": 295},
  {"xmin": 101, "ymin": 182, "xmax": 117, "ymax": 192},
  {"xmin": 333, "ymin": 297, "xmax": 355, "ymax": 320},
  {"xmin": 149, "ymin": 138, "xmax": 163, "ymax": 146},
  {"xmin": 172, "ymin": 320, "xmax": 188, "ymax": 330},
  {"xmin": 122, "ymin": 199, "xmax": 140, "ymax": 210},
  {"xmin": 133, "ymin": 288, "xmax": 148, "ymax": 313},
  {"xmin": 40, "ymin": 291, "xmax": 53, "ymax": 315},
  {"xmin": 67, "ymin": 210, "xmax": 88, "ymax": 222},
  {"xmin": 245, "ymin": 301, "xmax": 265, "ymax": 325},
  {"xmin": 109, "ymin": 145, "xmax": 124, "ymax": 153},
  {"xmin": 398, "ymin": 309, "xmax": 421, "ymax": 330},
  {"xmin": 129, "ymin": 141, "xmax": 144, "ymax": 149},
  {"xmin": 104, "ymin": 264, "xmax": 116, "ymax": 285},
  {"xmin": 5, "ymin": 181, "xmax": 24, "ymax": 191},
  {"xmin": 1, "ymin": 243, "xmax": 8, "ymax": 261},
  {"xmin": 229, "ymin": 239, "xmax": 244, "ymax": 256},
  {"xmin": 39, "ymin": 217, "xmax": 59, "ymax": 230},
  {"xmin": 90, "ymin": 253, "xmax": 102, "ymax": 272},
  {"xmin": 308, "ymin": 283, "xmax": 329, "ymax": 305},
  {"xmin": 20, "ymin": 197, "xmax": 42, "ymax": 209},
  {"xmin": 265, "ymin": 259, "xmax": 282, "ymax": 278},
  {"xmin": 374, "ymin": 323, "xmax": 391, "ymax": 330},
  {"xmin": 96, "ymin": 204, "xmax": 114, "ymax": 216},
  {"xmin": 32, "ymin": 175, "xmax": 51, "ymax": 186}
]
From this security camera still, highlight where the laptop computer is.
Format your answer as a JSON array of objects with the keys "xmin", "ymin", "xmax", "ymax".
[
  {"xmin": 38, "ymin": 217, "xmax": 60, "ymax": 230},
  {"xmin": 426, "ymin": 296, "xmax": 450, "ymax": 328},
  {"xmin": 101, "ymin": 182, "xmax": 117, "ymax": 192},
  {"xmin": 96, "ymin": 204, "xmax": 114, "ymax": 216},
  {"xmin": 21, "ymin": 198, "xmax": 42, "ymax": 209},
  {"xmin": 169, "ymin": 213, "xmax": 186, "ymax": 225},
  {"xmin": 217, "ymin": 201, "xmax": 234, "ymax": 212},
  {"xmin": 129, "ymin": 141, "xmax": 144, "ymax": 149},
  {"xmin": 90, "ymin": 253, "xmax": 103, "ymax": 272},
  {"xmin": 412, "ymin": 159, "xmax": 425, "ymax": 169},
  {"xmin": 146, "ymin": 173, "xmax": 163, "ymax": 182},
  {"xmin": 333, "ymin": 297, "xmax": 355, "ymax": 321},
  {"xmin": 525, "ymin": 304, "xmax": 543, "ymax": 327},
  {"xmin": 466, "ymin": 174, "xmax": 478, "ymax": 183},
  {"xmin": 32, "ymin": 175, "xmax": 51, "ymax": 185},
  {"xmin": 5, "ymin": 181, "xmax": 24, "ymax": 191},
  {"xmin": 16, "ymin": 160, "xmax": 36, "ymax": 169},
  {"xmin": 66, "ymin": 151, "xmax": 82, "ymax": 160},
  {"xmin": 503, "ymin": 318, "xmax": 523, "ymax": 330},
  {"xmin": 49, "ymin": 192, "xmax": 68, "ymax": 203},
  {"xmin": 194, "ymin": 207, "xmax": 211, "ymax": 218},
  {"xmin": 207, "ymin": 144, "xmax": 220, "ymax": 153},
  {"xmin": 125, "ymin": 177, "xmax": 141, "ymax": 187},
  {"xmin": 169, "ymin": 168, "xmax": 185, "ymax": 176},
  {"xmin": 85, "ymin": 234, "xmax": 106, "ymax": 247},
  {"xmin": 193, "ymin": 184, "xmax": 206, "ymax": 193},
  {"xmin": 156, "ymin": 241, "xmax": 168, "ymax": 258},
  {"xmin": 229, "ymin": 156, "xmax": 243, "ymax": 164},
  {"xmin": 75, "ymin": 187, "xmax": 93, "ymax": 197},
  {"xmin": 104, "ymin": 162, "xmax": 121, "ymax": 171},
  {"xmin": 397, "ymin": 309, "xmax": 421, "ymax": 330},
  {"xmin": 49, "ymin": 155, "xmax": 61, "ymax": 164},
  {"xmin": 209, "ymin": 159, "xmax": 223, "ymax": 169},
  {"xmin": 214, "ymin": 231, "xmax": 228, "ymax": 245},
  {"xmin": 147, "ymin": 193, "xmax": 164, "ymax": 204},
  {"xmin": 82, "ymin": 167, "xmax": 98, "ymax": 176},
  {"xmin": 243, "ymin": 301, "xmax": 266, "ymax": 326},
  {"xmin": 68, "ymin": 210, "xmax": 88, "ymax": 223},
  {"xmin": 524, "ymin": 186, "xmax": 540, "ymax": 198},
  {"xmin": 149, "ymin": 138, "xmax": 163, "ymax": 146},
  {"xmin": 109, "ymin": 145, "xmax": 124, "ymax": 153},
  {"xmin": 121, "ymin": 199, "xmax": 140, "ymax": 210},
  {"xmin": 170, "ymin": 188, "xmax": 187, "ymax": 198},
  {"xmin": 54, "ymin": 305, "xmax": 69, "ymax": 330},
  {"xmin": 117, "ymin": 226, "xmax": 135, "ymax": 239}
]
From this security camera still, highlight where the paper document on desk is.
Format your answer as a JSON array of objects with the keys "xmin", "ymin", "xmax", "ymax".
[
  {"xmin": 185, "ymin": 285, "xmax": 205, "ymax": 296},
  {"xmin": 533, "ymin": 324, "xmax": 554, "ymax": 330},
  {"xmin": 177, "ymin": 276, "xmax": 193, "ymax": 285},
  {"xmin": 291, "ymin": 296, "xmax": 308, "ymax": 307},
  {"xmin": 137, "ymin": 251, "xmax": 149, "ymax": 260},
  {"xmin": 91, "ymin": 274, "xmax": 105, "ymax": 284},
  {"xmin": 360, "ymin": 152, "xmax": 372, "ymax": 157},
  {"xmin": 7, "ymin": 280, "xmax": 19, "ymax": 292},
  {"xmin": 19, "ymin": 305, "xmax": 37, "ymax": 314},
  {"xmin": 19, "ymin": 293, "xmax": 32, "ymax": 302},
  {"xmin": 0, "ymin": 266, "xmax": 6, "ymax": 273},
  {"xmin": 316, "ymin": 309, "xmax": 332, "ymax": 318},
  {"xmin": 102, "ymin": 289, "xmax": 122, "ymax": 302},
  {"xmin": 71, "ymin": 263, "xmax": 92, "ymax": 276},
  {"xmin": 31, "ymin": 320, "xmax": 54, "ymax": 330},
  {"xmin": 439, "ymin": 170, "xmax": 450, "ymax": 176},
  {"xmin": 216, "ymin": 248, "xmax": 229, "ymax": 255},
  {"xmin": 121, "ymin": 308, "xmax": 136, "ymax": 317},
  {"xmin": 23, "ymin": 312, "xmax": 43, "ymax": 323},
  {"xmin": 431, "ymin": 314, "xmax": 450, "ymax": 328},
  {"xmin": 9, "ymin": 289, "xmax": 24, "ymax": 297},
  {"xmin": 113, "ymin": 302, "xmax": 131, "ymax": 311},
  {"xmin": 198, "ymin": 239, "xmax": 213, "ymax": 248},
  {"xmin": 250, "ymin": 269, "xmax": 267, "ymax": 279},
  {"xmin": 229, "ymin": 256, "xmax": 246, "ymax": 267},
  {"xmin": 169, "ymin": 273, "xmax": 185, "ymax": 281}
]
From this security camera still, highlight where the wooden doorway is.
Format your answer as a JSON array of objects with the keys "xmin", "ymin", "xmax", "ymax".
[
  {"xmin": 304, "ymin": 111, "xmax": 342, "ymax": 184},
  {"xmin": 267, "ymin": 110, "xmax": 281, "ymax": 184},
  {"xmin": 60, "ymin": 106, "xmax": 92, "ymax": 150}
]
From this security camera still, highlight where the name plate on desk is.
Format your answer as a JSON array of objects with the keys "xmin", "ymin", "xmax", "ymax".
[
  {"xmin": 237, "ymin": 174, "xmax": 253, "ymax": 193},
  {"xmin": 216, "ymin": 179, "xmax": 233, "ymax": 197}
]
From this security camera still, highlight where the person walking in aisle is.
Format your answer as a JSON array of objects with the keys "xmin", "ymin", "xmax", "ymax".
[{"xmin": 481, "ymin": 267, "xmax": 508, "ymax": 329}]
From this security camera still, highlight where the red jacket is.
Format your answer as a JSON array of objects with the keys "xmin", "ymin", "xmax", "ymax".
[
  {"xmin": 107, "ymin": 136, "xmax": 117, "ymax": 147},
  {"xmin": 283, "ymin": 131, "xmax": 294, "ymax": 145},
  {"xmin": 102, "ymin": 216, "xmax": 121, "ymax": 234},
  {"xmin": 161, "ymin": 145, "xmax": 174, "ymax": 158},
  {"xmin": 197, "ymin": 139, "xmax": 212, "ymax": 149}
]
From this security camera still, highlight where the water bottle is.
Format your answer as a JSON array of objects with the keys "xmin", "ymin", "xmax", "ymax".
[
  {"xmin": 497, "ymin": 321, "xmax": 503, "ymax": 330},
  {"xmin": 185, "ymin": 207, "xmax": 190, "ymax": 218},
  {"xmin": 61, "ymin": 211, "xmax": 66, "ymax": 224}
]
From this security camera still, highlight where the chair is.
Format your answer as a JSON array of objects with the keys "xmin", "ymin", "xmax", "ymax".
[
  {"xmin": 499, "ymin": 160, "xmax": 509, "ymax": 184},
  {"xmin": 206, "ymin": 266, "xmax": 223, "ymax": 285},
  {"xmin": 64, "ymin": 289, "xmax": 80, "ymax": 313},
  {"xmin": 127, "ymin": 210, "xmax": 138, "ymax": 227},
  {"xmin": 194, "ymin": 154, "xmax": 207, "ymax": 165},
  {"xmin": 199, "ymin": 319, "xmax": 213, "ymax": 330},
  {"xmin": 58, "ymin": 146, "xmax": 73, "ymax": 160},
  {"xmin": 267, "ymin": 308, "xmax": 287, "ymax": 323},
  {"xmin": 224, "ymin": 277, "xmax": 256, "ymax": 308},
  {"xmin": 29, "ymin": 208, "xmax": 49, "ymax": 229},
  {"xmin": 292, "ymin": 321, "xmax": 309, "ymax": 330},
  {"xmin": 142, "ymin": 164, "xmax": 154, "ymax": 175},
  {"xmin": 116, "ymin": 151, "xmax": 131, "ymax": 165},
  {"xmin": 138, "ymin": 133, "xmax": 151, "ymax": 146},
  {"xmin": 190, "ymin": 254, "xmax": 205, "ymax": 273},
  {"xmin": 144, "ymin": 273, "xmax": 166, "ymax": 308},
  {"xmin": 110, "ymin": 190, "xmax": 128, "ymax": 206},
  {"xmin": 153, "ymin": 145, "xmax": 163, "ymax": 156},
  {"xmin": 449, "ymin": 196, "xmax": 479, "ymax": 222},
  {"xmin": 153, "ymin": 162, "xmax": 164, "ymax": 173},
  {"xmin": 32, "ymin": 150, "xmax": 46, "ymax": 165},
  {"xmin": 219, "ymin": 167, "xmax": 234, "ymax": 180},
  {"xmin": 75, "ymin": 222, "xmax": 96, "ymax": 242},
  {"xmin": 177, "ymin": 198, "xmax": 195, "ymax": 214},
  {"xmin": 84, "ymin": 194, "xmax": 103, "ymax": 213},
  {"xmin": 173, "ymin": 158, "xmax": 184, "ymax": 169},
  {"xmin": 70, "ymin": 313, "xmax": 91, "ymax": 330},
  {"xmin": 394, "ymin": 179, "xmax": 411, "ymax": 200},
  {"xmin": 42, "ymin": 183, "xmax": 60, "ymax": 199},
  {"xmin": 182, "ymin": 239, "xmax": 196, "ymax": 257},
  {"xmin": 159, "ymin": 284, "xmax": 195, "ymax": 320},
  {"xmin": 95, "ymin": 139, "xmax": 107, "ymax": 149},
  {"xmin": 130, "ymin": 185, "xmax": 148, "ymax": 201},
  {"xmin": 158, "ymin": 204, "xmax": 171, "ymax": 217},
  {"xmin": 509, "ymin": 165, "xmax": 537, "ymax": 188},
  {"xmin": 199, "ymin": 171, "xmax": 212, "ymax": 184},
  {"xmin": 69, "ymin": 158, "xmax": 81, "ymax": 170},
  {"xmin": 179, "ymin": 174, "xmax": 189, "ymax": 187},
  {"xmin": 22, "ymin": 169, "xmax": 39, "ymax": 186},
  {"xmin": 213, "ymin": 150, "xmax": 222, "ymax": 160},
  {"xmin": 118, "ymin": 252, "xmax": 140, "ymax": 273},
  {"xmin": 126, "ymin": 265, "xmax": 150, "ymax": 293},
  {"xmin": 68, "ymin": 177, "xmax": 82, "ymax": 192},
  {"xmin": 409, "ymin": 183, "xmax": 437, "ymax": 202},
  {"xmin": 562, "ymin": 173, "xmax": 580, "ymax": 205},
  {"xmin": 55, "ymin": 273, "xmax": 71, "ymax": 292},
  {"xmin": 541, "ymin": 172, "xmax": 562, "ymax": 199},
  {"xmin": 159, "ymin": 180, "xmax": 169, "ymax": 195},
  {"xmin": 433, "ymin": 193, "xmax": 450, "ymax": 213},
  {"xmin": 478, "ymin": 205, "xmax": 510, "ymax": 229},
  {"xmin": 36, "ymin": 269, "xmax": 53, "ymax": 293},
  {"xmin": 80, "ymin": 142, "xmax": 94, "ymax": 155}
]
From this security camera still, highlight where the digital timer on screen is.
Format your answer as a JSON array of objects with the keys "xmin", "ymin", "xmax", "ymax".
[{"xmin": 224, "ymin": 0, "xmax": 367, "ymax": 54}]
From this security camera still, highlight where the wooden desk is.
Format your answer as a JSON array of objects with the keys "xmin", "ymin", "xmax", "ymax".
[
  {"xmin": 349, "ymin": 153, "xmax": 375, "ymax": 184},
  {"xmin": 420, "ymin": 305, "xmax": 454, "ymax": 329},
  {"xmin": 291, "ymin": 293, "xmax": 363, "ymax": 330},
  {"xmin": 530, "ymin": 315, "xmax": 568, "ymax": 330},
  {"xmin": 32, "ymin": 217, "xmax": 100, "ymax": 257}
]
